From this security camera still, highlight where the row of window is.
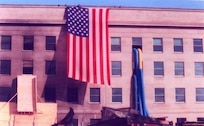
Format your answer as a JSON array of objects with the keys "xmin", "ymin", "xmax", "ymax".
[
  {"xmin": 155, "ymin": 88, "xmax": 204, "ymax": 102},
  {"xmin": 0, "ymin": 59, "xmax": 121, "ymax": 76},
  {"xmin": 154, "ymin": 61, "xmax": 204, "ymax": 76},
  {"xmin": 0, "ymin": 87, "xmax": 122, "ymax": 103},
  {"xmin": 2, "ymin": 35, "xmax": 203, "ymax": 53},
  {"xmin": 1, "ymin": 35, "xmax": 56, "ymax": 50},
  {"xmin": 1, "ymin": 60, "xmax": 204, "ymax": 77},
  {"xmin": 111, "ymin": 37, "xmax": 203, "ymax": 53},
  {"xmin": 0, "ymin": 60, "xmax": 55, "ymax": 75}
]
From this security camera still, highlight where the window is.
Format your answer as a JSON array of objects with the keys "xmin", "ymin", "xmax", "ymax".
[
  {"xmin": 195, "ymin": 62, "xmax": 204, "ymax": 76},
  {"xmin": 23, "ymin": 60, "xmax": 33, "ymax": 74},
  {"xmin": 154, "ymin": 61, "xmax": 164, "ymax": 76},
  {"xmin": 196, "ymin": 88, "xmax": 204, "ymax": 102},
  {"xmin": 155, "ymin": 88, "xmax": 165, "ymax": 102},
  {"xmin": 44, "ymin": 87, "xmax": 56, "ymax": 102},
  {"xmin": 175, "ymin": 88, "xmax": 185, "ymax": 102},
  {"xmin": 67, "ymin": 88, "xmax": 78, "ymax": 103},
  {"xmin": 0, "ymin": 60, "xmax": 11, "ymax": 74},
  {"xmin": 132, "ymin": 37, "xmax": 142, "ymax": 49},
  {"xmin": 153, "ymin": 38, "xmax": 163, "ymax": 52},
  {"xmin": 90, "ymin": 88, "xmax": 100, "ymax": 102},
  {"xmin": 175, "ymin": 62, "xmax": 184, "ymax": 76},
  {"xmin": 0, "ymin": 87, "xmax": 10, "ymax": 101},
  {"xmin": 111, "ymin": 37, "xmax": 121, "ymax": 51},
  {"xmin": 193, "ymin": 39, "xmax": 203, "ymax": 52},
  {"xmin": 45, "ymin": 60, "xmax": 56, "ymax": 75},
  {"xmin": 112, "ymin": 88, "xmax": 122, "ymax": 102},
  {"xmin": 23, "ymin": 36, "xmax": 34, "ymax": 50},
  {"xmin": 1, "ymin": 35, "xmax": 11, "ymax": 50},
  {"xmin": 197, "ymin": 117, "xmax": 204, "ymax": 122},
  {"xmin": 177, "ymin": 118, "xmax": 186, "ymax": 123},
  {"xmin": 174, "ymin": 38, "xmax": 183, "ymax": 52},
  {"xmin": 46, "ymin": 36, "xmax": 56, "ymax": 50},
  {"xmin": 111, "ymin": 61, "xmax": 121, "ymax": 75}
]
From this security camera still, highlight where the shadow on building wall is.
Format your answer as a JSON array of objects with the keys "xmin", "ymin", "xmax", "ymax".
[{"xmin": 43, "ymin": 22, "xmax": 87, "ymax": 105}]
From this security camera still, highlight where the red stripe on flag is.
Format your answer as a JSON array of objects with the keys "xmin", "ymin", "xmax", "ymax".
[
  {"xmin": 67, "ymin": 34, "xmax": 70, "ymax": 77},
  {"xmin": 92, "ymin": 9, "xmax": 97, "ymax": 84},
  {"xmin": 106, "ymin": 9, "xmax": 111, "ymax": 85},
  {"xmin": 72, "ymin": 35, "xmax": 76, "ymax": 79},
  {"xmin": 99, "ymin": 9, "xmax": 104, "ymax": 84},
  {"xmin": 79, "ymin": 37, "xmax": 83, "ymax": 81},
  {"xmin": 86, "ymin": 37, "xmax": 90, "ymax": 82}
]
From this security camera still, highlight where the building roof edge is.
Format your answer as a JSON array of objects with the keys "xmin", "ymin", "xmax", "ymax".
[{"xmin": 0, "ymin": 4, "xmax": 204, "ymax": 12}]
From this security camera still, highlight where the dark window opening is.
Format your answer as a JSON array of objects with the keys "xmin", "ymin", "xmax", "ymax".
[
  {"xmin": 111, "ymin": 61, "xmax": 122, "ymax": 75},
  {"xmin": 196, "ymin": 88, "xmax": 204, "ymax": 102},
  {"xmin": 45, "ymin": 60, "xmax": 56, "ymax": 75},
  {"xmin": 155, "ymin": 88, "xmax": 165, "ymax": 102},
  {"xmin": 67, "ymin": 88, "xmax": 78, "ymax": 103},
  {"xmin": 0, "ymin": 87, "xmax": 10, "ymax": 101},
  {"xmin": 1, "ymin": 35, "xmax": 11, "ymax": 50},
  {"xmin": 132, "ymin": 37, "xmax": 142, "ymax": 49},
  {"xmin": 0, "ymin": 60, "xmax": 11, "ymax": 74},
  {"xmin": 154, "ymin": 61, "xmax": 164, "ymax": 76},
  {"xmin": 46, "ymin": 36, "xmax": 56, "ymax": 50},
  {"xmin": 193, "ymin": 39, "xmax": 203, "ymax": 52},
  {"xmin": 23, "ymin": 36, "xmax": 34, "ymax": 50},
  {"xmin": 111, "ymin": 37, "xmax": 121, "ymax": 51},
  {"xmin": 153, "ymin": 38, "xmax": 163, "ymax": 52},
  {"xmin": 174, "ymin": 38, "xmax": 183, "ymax": 52},
  {"xmin": 90, "ymin": 88, "xmax": 100, "ymax": 102},
  {"xmin": 177, "ymin": 118, "xmax": 186, "ymax": 123},
  {"xmin": 23, "ymin": 60, "xmax": 33, "ymax": 74},
  {"xmin": 112, "ymin": 88, "xmax": 122, "ymax": 102},
  {"xmin": 197, "ymin": 117, "xmax": 204, "ymax": 122},
  {"xmin": 44, "ymin": 87, "xmax": 56, "ymax": 102},
  {"xmin": 175, "ymin": 88, "xmax": 185, "ymax": 102}
]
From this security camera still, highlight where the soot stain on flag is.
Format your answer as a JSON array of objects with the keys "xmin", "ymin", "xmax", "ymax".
[{"xmin": 66, "ymin": 6, "xmax": 89, "ymax": 37}]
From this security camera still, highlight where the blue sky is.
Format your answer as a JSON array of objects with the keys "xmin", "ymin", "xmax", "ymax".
[{"xmin": 0, "ymin": 0, "xmax": 204, "ymax": 9}]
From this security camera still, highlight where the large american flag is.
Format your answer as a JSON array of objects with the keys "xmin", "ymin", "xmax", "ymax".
[{"xmin": 66, "ymin": 6, "xmax": 110, "ymax": 85}]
